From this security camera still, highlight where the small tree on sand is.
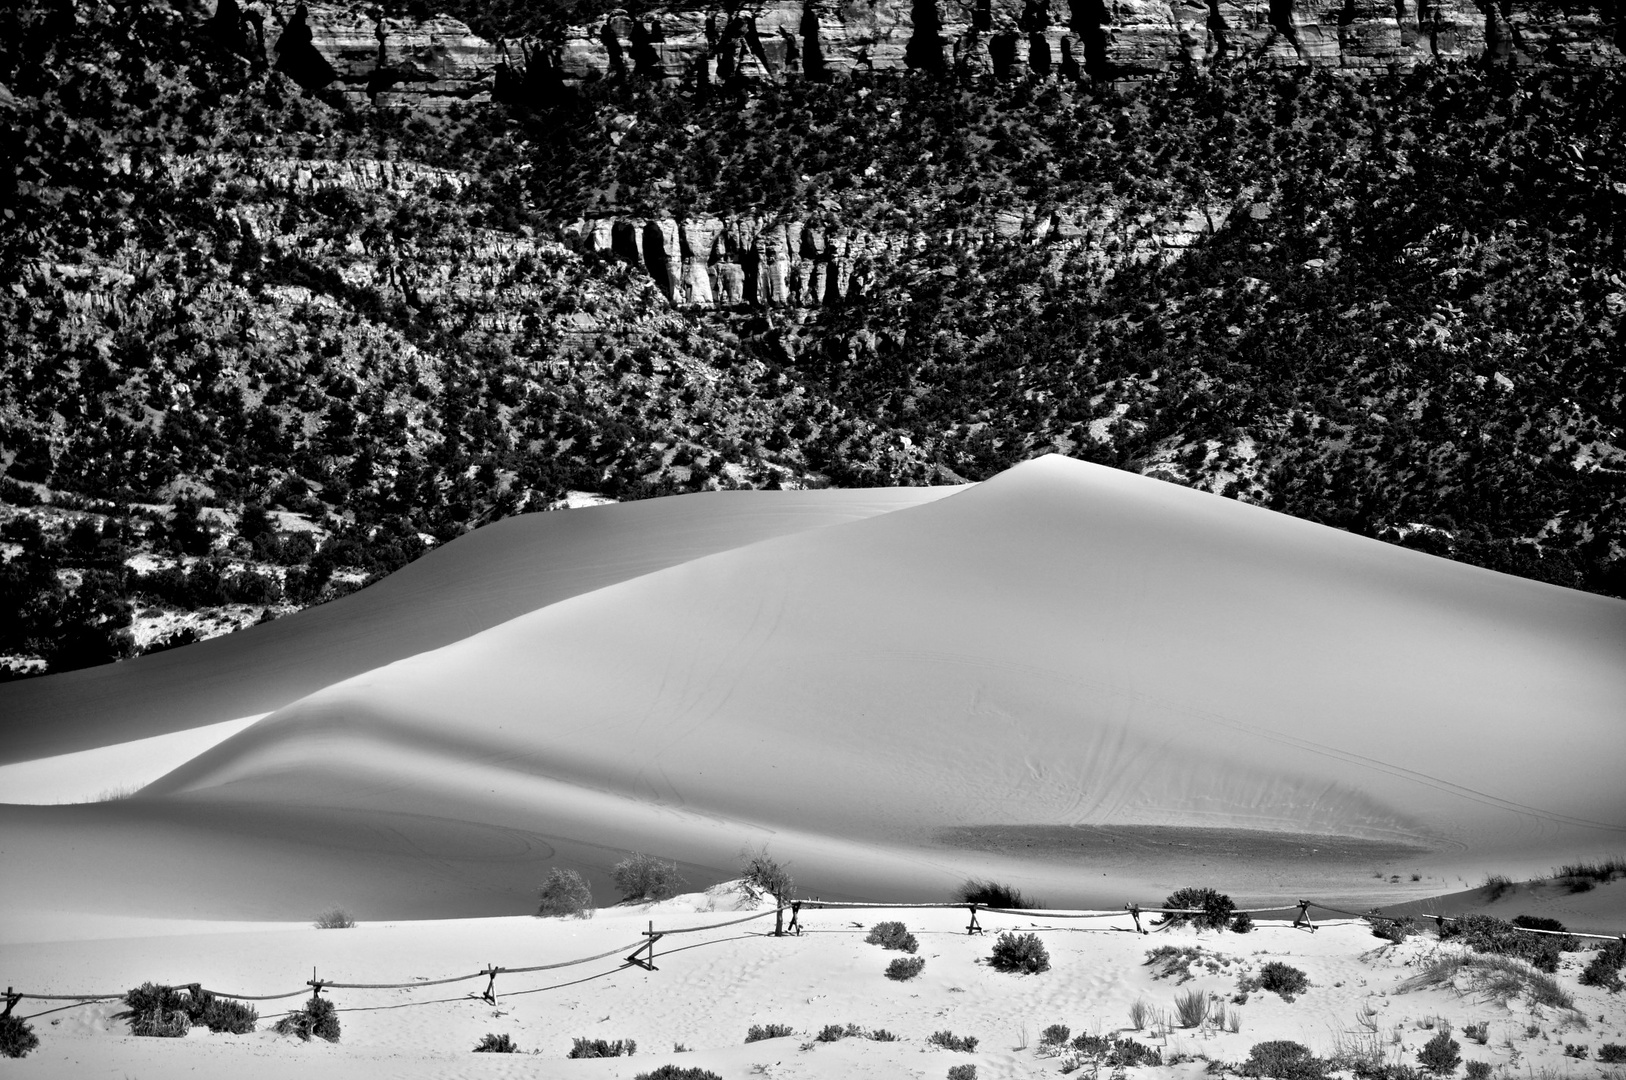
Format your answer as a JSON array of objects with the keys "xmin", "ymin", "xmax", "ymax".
[{"xmin": 612, "ymin": 852, "xmax": 687, "ymax": 903}]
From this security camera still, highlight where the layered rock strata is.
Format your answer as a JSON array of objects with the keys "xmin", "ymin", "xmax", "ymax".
[{"xmin": 562, "ymin": 199, "xmax": 1232, "ymax": 309}]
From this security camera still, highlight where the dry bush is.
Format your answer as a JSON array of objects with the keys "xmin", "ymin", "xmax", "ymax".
[
  {"xmin": 739, "ymin": 846, "xmax": 794, "ymax": 903},
  {"xmin": 474, "ymin": 1032, "xmax": 518, "ymax": 1053},
  {"xmin": 929, "ymin": 1030, "xmax": 979, "ymax": 1052},
  {"xmin": 1161, "ymin": 887, "xmax": 1236, "ymax": 930},
  {"xmin": 947, "ymin": 1066, "xmax": 978, "ymax": 1080},
  {"xmin": 314, "ymin": 908, "xmax": 355, "ymax": 929},
  {"xmin": 536, "ymin": 868, "xmax": 594, "ymax": 918},
  {"xmin": 1259, "ymin": 961, "xmax": 1309, "ymax": 1000},
  {"xmin": 272, "ymin": 996, "xmax": 340, "ymax": 1042},
  {"xmin": 1580, "ymin": 937, "xmax": 1626, "ymax": 991},
  {"xmin": 611, "ymin": 853, "xmax": 686, "ymax": 903},
  {"xmin": 635, "ymin": 1067, "xmax": 724, "ymax": 1080},
  {"xmin": 0, "ymin": 1014, "xmax": 40, "ymax": 1059},
  {"xmin": 865, "ymin": 920, "xmax": 918, "ymax": 952},
  {"xmin": 745, "ymin": 1023, "xmax": 793, "ymax": 1042},
  {"xmin": 569, "ymin": 1037, "xmax": 636, "ymax": 1058},
  {"xmin": 990, "ymin": 931, "xmax": 1050, "ymax": 974},
  {"xmin": 886, "ymin": 955, "xmax": 925, "ymax": 980},
  {"xmin": 1441, "ymin": 913, "xmax": 1572, "ymax": 972},
  {"xmin": 956, "ymin": 879, "xmax": 1040, "ymax": 909},
  {"xmin": 1244, "ymin": 1040, "xmax": 1328, "ymax": 1080}
]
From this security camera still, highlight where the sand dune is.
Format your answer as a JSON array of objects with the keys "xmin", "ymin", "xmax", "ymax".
[
  {"xmin": 5, "ymin": 456, "xmax": 1623, "ymax": 925},
  {"xmin": 0, "ymin": 486, "xmax": 957, "ymax": 766}
]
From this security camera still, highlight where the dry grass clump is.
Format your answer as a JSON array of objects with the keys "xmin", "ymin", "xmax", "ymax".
[
  {"xmin": 536, "ymin": 868, "xmax": 594, "ymax": 918},
  {"xmin": 568, "ymin": 1037, "xmax": 636, "ymax": 1058},
  {"xmin": 313, "ymin": 908, "xmax": 356, "ymax": 929},
  {"xmin": 474, "ymin": 1032, "xmax": 518, "ymax": 1053},
  {"xmin": 928, "ymin": 1030, "xmax": 979, "ymax": 1051},
  {"xmin": 745, "ymin": 1023, "xmax": 794, "ymax": 1043},
  {"xmin": 1552, "ymin": 856, "xmax": 1626, "ymax": 892},
  {"xmin": 1401, "ymin": 952, "xmax": 1575, "ymax": 1011},
  {"xmin": 1481, "ymin": 873, "xmax": 1514, "ymax": 900}
]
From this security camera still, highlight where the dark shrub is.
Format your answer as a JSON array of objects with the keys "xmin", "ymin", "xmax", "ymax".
[
  {"xmin": 1040, "ymin": 1023, "xmax": 1070, "ymax": 1046},
  {"xmin": 133, "ymin": 1012, "xmax": 189, "ymax": 1038},
  {"xmin": 536, "ymin": 868, "xmax": 594, "ymax": 918},
  {"xmin": 569, "ymin": 1037, "xmax": 636, "ymax": 1057},
  {"xmin": 869, "ymin": 1028, "xmax": 899, "ymax": 1041},
  {"xmin": 1162, "ymin": 887, "xmax": 1236, "ymax": 931},
  {"xmin": 866, "ymin": 921, "xmax": 918, "ymax": 952},
  {"xmin": 947, "ymin": 1066, "xmax": 978, "ymax": 1080},
  {"xmin": 1258, "ymin": 962, "xmax": 1309, "ymax": 1000},
  {"xmin": 929, "ymin": 1030, "xmax": 978, "ymax": 1051},
  {"xmin": 956, "ymin": 878, "xmax": 1039, "ymax": 909},
  {"xmin": 1441, "ymin": 913, "xmax": 1571, "ymax": 972},
  {"xmin": 1463, "ymin": 1062, "xmax": 1491, "ymax": 1080},
  {"xmin": 1231, "ymin": 911, "xmax": 1254, "ymax": 934},
  {"xmin": 635, "ymin": 1067, "xmax": 724, "ymax": 1080},
  {"xmin": 886, "ymin": 955, "xmax": 925, "ymax": 980},
  {"xmin": 1368, "ymin": 915, "xmax": 1420, "ymax": 943},
  {"xmin": 739, "ymin": 846, "xmax": 795, "ymax": 903},
  {"xmin": 1563, "ymin": 1044, "xmax": 1588, "ymax": 1060},
  {"xmin": 1072, "ymin": 1034, "xmax": 1163, "ymax": 1066},
  {"xmin": 0, "ymin": 1014, "xmax": 41, "ymax": 1059},
  {"xmin": 1597, "ymin": 1044, "xmax": 1626, "ymax": 1063},
  {"xmin": 1579, "ymin": 937, "xmax": 1626, "ymax": 990},
  {"xmin": 272, "ymin": 996, "xmax": 340, "ymax": 1042},
  {"xmin": 314, "ymin": 908, "xmax": 355, "ymax": 929},
  {"xmin": 745, "ymin": 1023, "xmax": 794, "ymax": 1042},
  {"xmin": 1510, "ymin": 915, "xmax": 1567, "ymax": 933},
  {"xmin": 475, "ymin": 1032, "xmax": 519, "ymax": 1052},
  {"xmin": 124, "ymin": 982, "xmax": 191, "ymax": 1037},
  {"xmin": 1417, "ymin": 1030, "xmax": 1461, "ymax": 1073},
  {"xmin": 816, "ymin": 1024, "xmax": 848, "ymax": 1042},
  {"xmin": 611, "ymin": 853, "xmax": 686, "ymax": 902},
  {"xmin": 198, "ymin": 995, "xmax": 258, "ymax": 1034},
  {"xmin": 989, "ymin": 931, "xmax": 1050, "ymax": 974},
  {"xmin": 1245, "ymin": 1040, "xmax": 1328, "ymax": 1080}
]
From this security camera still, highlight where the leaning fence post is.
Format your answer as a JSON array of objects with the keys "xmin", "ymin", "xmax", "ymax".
[
  {"xmin": 965, "ymin": 904, "xmax": 984, "ymax": 935},
  {"xmin": 481, "ymin": 965, "xmax": 501, "ymax": 1004},
  {"xmin": 787, "ymin": 901, "xmax": 802, "ymax": 936},
  {"xmin": 3, "ymin": 987, "xmax": 19, "ymax": 1017},
  {"xmin": 1126, "ymin": 903, "xmax": 1145, "ymax": 934},
  {"xmin": 1293, "ymin": 900, "xmax": 1316, "ymax": 932},
  {"xmin": 626, "ymin": 920, "xmax": 663, "ymax": 971}
]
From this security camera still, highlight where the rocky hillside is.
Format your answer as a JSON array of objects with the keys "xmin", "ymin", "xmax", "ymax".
[{"xmin": 1, "ymin": 0, "xmax": 1624, "ymax": 679}]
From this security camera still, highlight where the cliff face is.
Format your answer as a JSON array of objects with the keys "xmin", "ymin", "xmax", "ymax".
[
  {"xmin": 232, "ymin": 0, "xmax": 1622, "ymax": 109},
  {"xmin": 561, "ymin": 198, "xmax": 1234, "ymax": 309}
]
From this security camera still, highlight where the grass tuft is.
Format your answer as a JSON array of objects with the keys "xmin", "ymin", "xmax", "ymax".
[
  {"xmin": 314, "ymin": 908, "xmax": 355, "ymax": 930},
  {"xmin": 956, "ymin": 878, "xmax": 1040, "ymax": 909},
  {"xmin": 1401, "ymin": 952, "xmax": 1575, "ymax": 1011},
  {"xmin": 745, "ymin": 1023, "xmax": 794, "ymax": 1043},
  {"xmin": 474, "ymin": 1032, "xmax": 518, "ymax": 1053}
]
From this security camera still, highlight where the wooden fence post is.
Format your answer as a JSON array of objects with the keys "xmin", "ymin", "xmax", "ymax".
[
  {"xmin": 965, "ymin": 904, "xmax": 984, "ymax": 935},
  {"xmin": 1293, "ymin": 900, "xmax": 1316, "ymax": 932},
  {"xmin": 480, "ymin": 965, "xmax": 501, "ymax": 1004},
  {"xmin": 1126, "ymin": 903, "xmax": 1145, "ymax": 934},
  {"xmin": 626, "ymin": 920, "xmax": 663, "ymax": 971}
]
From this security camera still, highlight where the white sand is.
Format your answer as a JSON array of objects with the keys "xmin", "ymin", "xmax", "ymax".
[
  {"xmin": 32, "ymin": 453, "xmax": 1610, "ymax": 921},
  {"xmin": 0, "ymin": 715, "xmax": 266, "ymax": 805},
  {"xmin": 4, "ymin": 887, "xmax": 1623, "ymax": 1079}
]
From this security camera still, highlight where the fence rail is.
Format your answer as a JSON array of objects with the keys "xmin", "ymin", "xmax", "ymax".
[{"xmin": 5, "ymin": 898, "xmax": 1621, "ymax": 1022}]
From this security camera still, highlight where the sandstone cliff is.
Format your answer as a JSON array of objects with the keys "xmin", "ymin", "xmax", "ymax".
[{"xmin": 221, "ymin": 0, "xmax": 1622, "ymax": 109}]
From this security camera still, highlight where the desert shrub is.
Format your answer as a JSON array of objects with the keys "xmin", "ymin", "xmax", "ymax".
[
  {"xmin": 1460, "ymin": 1022, "xmax": 1488, "ymax": 1045},
  {"xmin": 1174, "ymin": 988, "xmax": 1209, "ymax": 1027},
  {"xmin": 1368, "ymin": 915, "xmax": 1420, "ymax": 943},
  {"xmin": 1510, "ymin": 915, "xmax": 1567, "ymax": 933},
  {"xmin": 1563, "ymin": 1043, "xmax": 1588, "ymax": 1059},
  {"xmin": 1245, "ymin": 1040, "xmax": 1328, "ymax": 1080},
  {"xmin": 869, "ymin": 1028, "xmax": 899, "ymax": 1041},
  {"xmin": 1552, "ymin": 857, "xmax": 1626, "ymax": 891},
  {"xmin": 611, "ymin": 852, "xmax": 686, "ymax": 902},
  {"xmin": 1402, "ymin": 953, "xmax": 1574, "ymax": 1010},
  {"xmin": 956, "ymin": 878, "xmax": 1039, "ymax": 909},
  {"xmin": 886, "ymin": 955, "xmax": 925, "ymax": 980},
  {"xmin": 569, "ymin": 1037, "xmax": 636, "ymax": 1058},
  {"xmin": 1071, "ymin": 1034, "xmax": 1162, "ymax": 1066},
  {"xmin": 273, "ymin": 996, "xmax": 340, "ymax": 1042},
  {"xmin": 635, "ymin": 1067, "xmax": 724, "ymax": 1080},
  {"xmin": 198, "ymin": 995, "xmax": 258, "ymax": 1034},
  {"xmin": 1040, "ymin": 1024, "xmax": 1071, "ymax": 1046},
  {"xmin": 1162, "ymin": 887, "xmax": 1236, "ymax": 931},
  {"xmin": 1258, "ymin": 961, "xmax": 1309, "ymax": 1000},
  {"xmin": 123, "ymin": 982, "xmax": 192, "ymax": 1037},
  {"xmin": 132, "ymin": 1009, "xmax": 190, "ymax": 1037},
  {"xmin": 865, "ymin": 921, "xmax": 919, "ymax": 952},
  {"xmin": 989, "ymin": 931, "xmax": 1050, "ymax": 974},
  {"xmin": 1232, "ymin": 911, "xmax": 1254, "ymax": 934},
  {"xmin": 1417, "ymin": 1028, "xmax": 1461, "ymax": 1073},
  {"xmin": 745, "ymin": 1023, "xmax": 794, "ymax": 1042},
  {"xmin": 474, "ymin": 1032, "xmax": 518, "ymax": 1052},
  {"xmin": 536, "ymin": 868, "xmax": 594, "ymax": 918},
  {"xmin": 816, "ymin": 1024, "xmax": 849, "ymax": 1042},
  {"xmin": 0, "ymin": 1014, "xmax": 41, "ymax": 1059},
  {"xmin": 1439, "ymin": 913, "xmax": 1571, "ymax": 972},
  {"xmin": 739, "ymin": 845, "xmax": 794, "ymax": 903},
  {"xmin": 1579, "ymin": 937, "xmax": 1626, "ymax": 990},
  {"xmin": 1597, "ymin": 1043, "xmax": 1626, "ymax": 1063},
  {"xmin": 1463, "ymin": 1062, "xmax": 1491, "ymax": 1080},
  {"xmin": 947, "ymin": 1066, "xmax": 978, "ymax": 1080},
  {"xmin": 929, "ymin": 1030, "xmax": 979, "ymax": 1051},
  {"xmin": 314, "ymin": 908, "xmax": 355, "ymax": 929}
]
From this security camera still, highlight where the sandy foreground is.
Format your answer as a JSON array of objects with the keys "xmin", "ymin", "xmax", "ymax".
[{"xmin": 5, "ymin": 884, "xmax": 1626, "ymax": 1080}]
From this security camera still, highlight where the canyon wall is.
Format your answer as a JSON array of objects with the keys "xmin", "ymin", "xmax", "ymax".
[{"xmin": 236, "ymin": 0, "xmax": 1623, "ymax": 109}]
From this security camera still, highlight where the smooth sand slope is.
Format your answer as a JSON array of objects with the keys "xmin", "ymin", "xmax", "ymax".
[
  {"xmin": 0, "ymin": 486, "xmax": 958, "ymax": 766},
  {"xmin": 5, "ymin": 456, "xmax": 1623, "ymax": 925}
]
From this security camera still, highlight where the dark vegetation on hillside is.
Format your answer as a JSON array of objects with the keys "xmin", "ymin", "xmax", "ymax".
[{"xmin": 2, "ymin": 0, "xmax": 1623, "ymax": 679}]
